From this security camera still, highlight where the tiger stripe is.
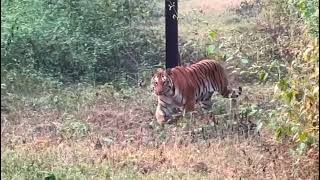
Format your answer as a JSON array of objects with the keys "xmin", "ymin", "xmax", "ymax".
[{"xmin": 151, "ymin": 59, "xmax": 242, "ymax": 124}]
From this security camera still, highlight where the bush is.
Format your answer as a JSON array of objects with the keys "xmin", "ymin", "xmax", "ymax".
[
  {"xmin": 1, "ymin": 0, "xmax": 164, "ymax": 84},
  {"xmin": 250, "ymin": 0, "xmax": 319, "ymax": 154},
  {"xmin": 221, "ymin": 0, "xmax": 318, "ymax": 154}
]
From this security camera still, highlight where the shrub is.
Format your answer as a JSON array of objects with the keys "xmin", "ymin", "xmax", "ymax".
[
  {"xmin": 1, "ymin": 0, "xmax": 164, "ymax": 84},
  {"xmin": 252, "ymin": 0, "xmax": 319, "ymax": 153}
]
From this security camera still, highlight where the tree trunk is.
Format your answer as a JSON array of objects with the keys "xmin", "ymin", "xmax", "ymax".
[{"xmin": 165, "ymin": 0, "xmax": 180, "ymax": 69}]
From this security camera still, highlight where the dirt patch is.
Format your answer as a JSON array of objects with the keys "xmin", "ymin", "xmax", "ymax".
[{"xmin": 180, "ymin": 0, "xmax": 247, "ymax": 13}]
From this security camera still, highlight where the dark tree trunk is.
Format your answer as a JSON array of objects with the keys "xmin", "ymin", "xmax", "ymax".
[{"xmin": 165, "ymin": 0, "xmax": 180, "ymax": 69}]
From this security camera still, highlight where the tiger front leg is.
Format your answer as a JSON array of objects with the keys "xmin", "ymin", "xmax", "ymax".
[
  {"xmin": 155, "ymin": 104, "xmax": 176, "ymax": 125},
  {"xmin": 183, "ymin": 99, "xmax": 196, "ymax": 116}
]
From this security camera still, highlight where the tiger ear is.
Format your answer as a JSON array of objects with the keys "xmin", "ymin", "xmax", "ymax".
[{"xmin": 165, "ymin": 68, "xmax": 172, "ymax": 75}]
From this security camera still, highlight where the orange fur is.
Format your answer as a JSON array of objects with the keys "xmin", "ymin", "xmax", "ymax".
[{"xmin": 151, "ymin": 59, "xmax": 241, "ymax": 124}]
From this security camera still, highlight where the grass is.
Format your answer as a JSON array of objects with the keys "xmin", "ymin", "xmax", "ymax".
[
  {"xmin": 0, "ymin": 130, "xmax": 311, "ymax": 179},
  {"xmin": 1, "ymin": 0, "xmax": 319, "ymax": 179},
  {"xmin": 1, "ymin": 83, "xmax": 318, "ymax": 179},
  {"xmin": 2, "ymin": 129, "xmax": 318, "ymax": 179}
]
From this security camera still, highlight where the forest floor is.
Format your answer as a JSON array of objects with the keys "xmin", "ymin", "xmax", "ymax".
[{"xmin": 1, "ymin": 0, "xmax": 319, "ymax": 179}]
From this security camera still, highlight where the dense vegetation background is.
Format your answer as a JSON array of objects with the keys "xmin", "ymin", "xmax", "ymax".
[{"xmin": 1, "ymin": 0, "xmax": 319, "ymax": 179}]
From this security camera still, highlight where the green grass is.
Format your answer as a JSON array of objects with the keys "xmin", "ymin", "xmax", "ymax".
[{"xmin": 1, "ymin": 142, "xmax": 213, "ymax": 179}]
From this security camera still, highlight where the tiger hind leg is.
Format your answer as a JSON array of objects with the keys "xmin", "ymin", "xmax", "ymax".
[{"xmin": 200, "ymin": 92, "xmax": 214, "ymax": 111}]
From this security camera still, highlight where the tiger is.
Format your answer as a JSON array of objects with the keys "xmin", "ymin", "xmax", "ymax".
[{"xmin": 151, "ymin": 59, "xmax": 242, "ymax": 125}]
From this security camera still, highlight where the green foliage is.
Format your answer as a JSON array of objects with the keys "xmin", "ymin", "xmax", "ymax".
[
  {"xmin": 272, "ymin": 37, "xmax": 319, "ymax": 153},
  {"xmin": 1, "ymin": 0, "xmax": 164, "ymax": 84},
  {"xmin": 290, "ymin": 0, "xmax": 319, "ymax": 36},
  {"xmin": 1, "ymin": 0, "xmax": 165, "ymax": 112},
  {"xmin": 220, "ymin": 0, "xmax": 317, "ymax": 84},
  {"xmin": 262, "ymin": 0, "xmax": 319, "ymax": 154},
  {"xmin": 219, "ymin": 0, "xmax": 319, "ymax": 154},
  {"xmin": 206, "ymin": 30, "xmax": 227, "ymax": 61}
]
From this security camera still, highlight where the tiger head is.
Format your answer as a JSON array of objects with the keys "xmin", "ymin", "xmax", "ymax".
[{"xmin": 151, "ymin": 68, "xmax": 173, "ymax": 96}]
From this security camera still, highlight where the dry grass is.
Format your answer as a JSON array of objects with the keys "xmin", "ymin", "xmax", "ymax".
[
  {"xmin": 1, "ymin": 0, "xmax": 319, "ymax": 179},
  {"xmin": 1, "ymin": 84, "xmax": 318, "ymax": 179},
  {"xmin": 180, "ymin": 0, "xmax": 246, "ymax": 13}
]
